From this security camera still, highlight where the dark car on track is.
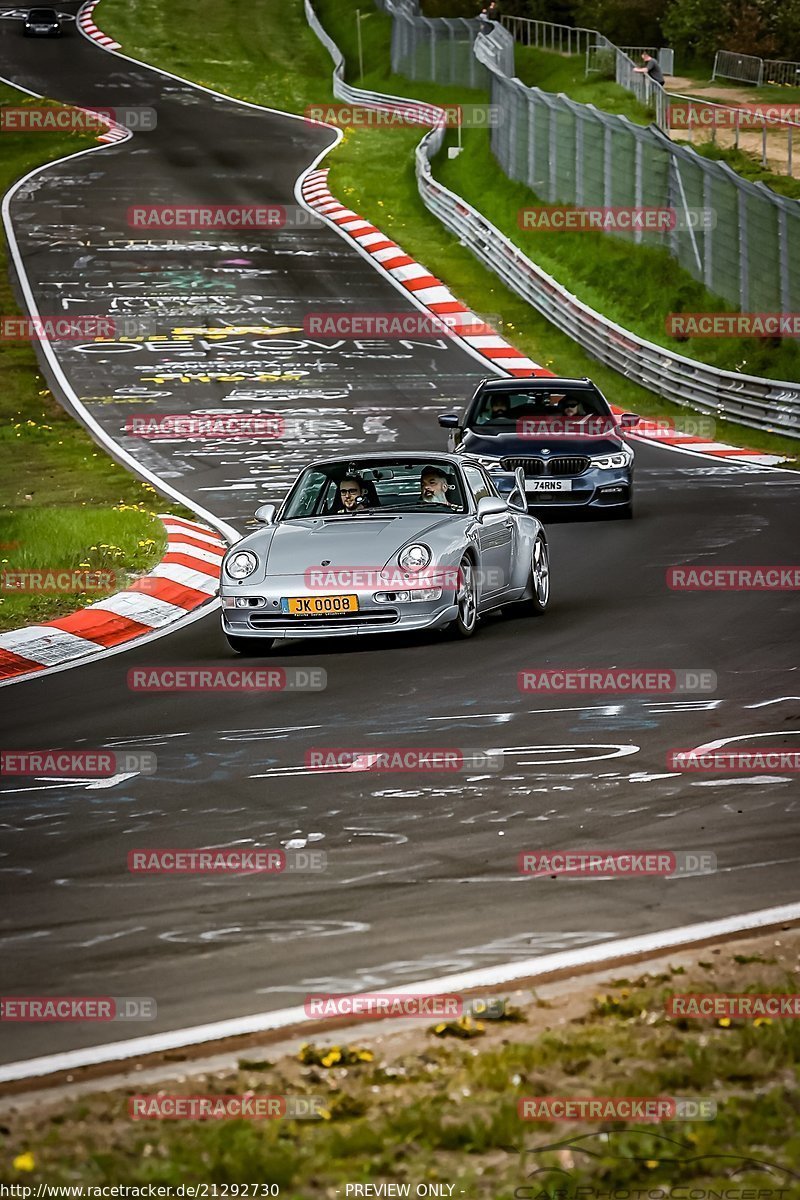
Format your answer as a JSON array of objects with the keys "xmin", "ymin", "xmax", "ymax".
[
  {"xmin": 23, "ymin": 7, "xmax": 62, "ymax": 36},
  {"xmin": 438, "ymin": 376, "xmax": 639, "ymax": 519}
]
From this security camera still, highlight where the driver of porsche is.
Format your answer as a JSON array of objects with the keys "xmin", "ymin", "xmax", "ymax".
[{"xmin": 337, "ymin": 474, "xmax": 366, "ymax": 511}]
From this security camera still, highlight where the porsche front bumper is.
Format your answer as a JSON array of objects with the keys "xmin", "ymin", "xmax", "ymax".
[{"xmin": 221, "ymin": 575, "xmax": 459, "ymax": 639}]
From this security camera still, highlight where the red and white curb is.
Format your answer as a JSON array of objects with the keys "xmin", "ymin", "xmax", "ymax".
[
  {"xmin": 75, "ymin": 0, "xmax": 126, "ymax": 141},
  {"xmin": 303, "ymin": 168, "xmax": 546, "ymax": 379},
  {"xmin": 94, "ymin": 118, "xmax": 129, "ymax": 146},
  {"xmin": 0, "ymin": 516, "xmax": 224, "ymax": 684},
  {"xmin": 77, "ymin": 0, "xmax": 120, "ymax": 51},
  {"xmin": 301, "ymin": 167, "xmax": 785, "ymax": 467}
]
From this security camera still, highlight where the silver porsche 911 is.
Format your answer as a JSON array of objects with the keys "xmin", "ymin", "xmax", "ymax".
[{"xmin": 220, "ymin": 453, "xmax": 550, "ymax": 653}]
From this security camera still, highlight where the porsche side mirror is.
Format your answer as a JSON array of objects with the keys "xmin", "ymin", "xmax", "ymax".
[
  {"xmin": 438, "ymin": 411, "xmax": 461, "ymax": 428},
  {"xmin": 476, "ymin": 495, "xmax": 509, "ymax": 521},
  {"xmin": 619, "ymin": 412, "xmax": 640, "ymax": 427},
  {"xmin": 254, "ymin": 503, "xmax": 278, "ymax": 524},
  {"xmin": 508, "ymin": 465, "xmax": 528, "ymax": 512}
]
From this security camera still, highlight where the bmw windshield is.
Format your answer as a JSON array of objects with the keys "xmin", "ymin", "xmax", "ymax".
[{"xmin": 469, "ymin": 385, "xmax": 616, "ymax": 436}]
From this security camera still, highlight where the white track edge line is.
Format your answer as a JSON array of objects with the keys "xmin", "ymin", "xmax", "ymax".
[
  {"xmin": 0, "ymin": 75, "xmax": 240, "ymax": 685},
  {"xmin": 0, "ymin": 93, "xmax": 238, "ymax": 542},
  {"xmin": 1, "ymin": 901, "xmax": 798, "ymax": 1083}
]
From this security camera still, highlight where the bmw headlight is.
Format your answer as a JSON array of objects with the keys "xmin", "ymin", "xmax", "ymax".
[
  {"xmin": 225, "ymin": 550, "xmax": 258, "ymax": 580},
  {"xmin": 399, "ymin": 543, "xmax": 432, "ymax": 570},
  {"xmin": 590, "ymin": 448, "xmax": 634, "ymax": 469}
]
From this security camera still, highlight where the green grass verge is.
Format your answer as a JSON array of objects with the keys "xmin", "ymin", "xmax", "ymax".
[
  {"xmin": 0, "ymin": 86, "xmax": 192, "ymax": 633},
  {"xmin": 95, "ymin": 0, "xmax": 799, "ymax": 463},
  {"xmin": 514, "ymin": 45, "xmax": 656, "ymax": 125},
  {"xmin": 435, "ymin": 127, "xmax": 800, "ymax": 384},
  {"xmin": 1, "ymin": 940, "xmax": 798, "ymax": 1191}
]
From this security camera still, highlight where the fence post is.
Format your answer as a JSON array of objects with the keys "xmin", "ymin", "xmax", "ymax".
[
  {"xmin": 702, "ymin": 167, "xmax": 713, "ymax": 292},
  {"xmin": 737, "ymin": 188, "xmax": 749, "ymax": 310},
  {"xmin": 603, "ymin": 120, "xmax": 612, "ymax": 208},
  {"xmin": 575, "ymin": 110, "xmax": 584, "ymax": 207},
  {"xmin": 778, "ymin": 206, "xmax": 790, "ymax": 312},
  {"xmin": 633, "ymin": 134, "xmax": 643, "ymax": 244}
]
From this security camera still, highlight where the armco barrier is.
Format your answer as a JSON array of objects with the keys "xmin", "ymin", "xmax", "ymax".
[{"xmin": 304, "ymin": 2, "xmax": 800, "ymax": 438}]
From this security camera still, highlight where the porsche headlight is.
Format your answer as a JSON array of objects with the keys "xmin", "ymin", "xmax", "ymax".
[
  {"xmin": 225, "ymin": 550, "xmax": 258, "ymax": 580},
  {"xmin": 399, "ymin": 543, "xmax": 432, "ymax": 570},
  {"xmin": 590, "ymin": 448, "xmax": 634, "ymax": 469}
]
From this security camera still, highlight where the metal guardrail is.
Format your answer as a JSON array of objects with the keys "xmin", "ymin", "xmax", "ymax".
[{"xmin": 304, "ymin": 1, "xmax": 800, "ymax": 437}]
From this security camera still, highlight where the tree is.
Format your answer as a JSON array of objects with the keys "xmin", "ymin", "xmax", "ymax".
[
  {"xmin": 575, "ymin": 0, "xmax": 668, "ymax": 46},
  {"xmin": 771, "ymin": 0, "xmax": 800, "ymax": 61},
  {"xmin": 661, "ymin": 0, "xmax": 732, "ymax": 62}
]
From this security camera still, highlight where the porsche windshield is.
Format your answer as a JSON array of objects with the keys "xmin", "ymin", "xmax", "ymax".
[{"xmin": 282, "ymin": 460, "xmax": 468, "ymax": 518}]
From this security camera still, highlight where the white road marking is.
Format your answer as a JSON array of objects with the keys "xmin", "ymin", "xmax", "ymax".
[
  {"xmin": 2, "ymin": 903, "xmax": 798, "ymax": 1083},
  {"xmin": 86, "ymin": 773, "xmax": 140, "ymax": 789},
  {"xmin": 77, "ymin": 926, "xmax": 147, "ymax": 948}
]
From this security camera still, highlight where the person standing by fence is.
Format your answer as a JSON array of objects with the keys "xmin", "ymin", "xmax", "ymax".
[{"xmin": 634, "ymin": 51, "xmax": 665, "ymax": 84}]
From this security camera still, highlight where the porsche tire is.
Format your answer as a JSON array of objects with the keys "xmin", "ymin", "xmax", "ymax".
[{"xmin": 446, "ymin": 556, "xmax": 479, "ymax": 638}]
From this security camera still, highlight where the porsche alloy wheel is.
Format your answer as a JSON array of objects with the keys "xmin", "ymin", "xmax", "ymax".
[
  {"xmin": 528, "ymin": 534, "xmax": 550, "ymax": 614},
  {"xmin": 449, "ymin": 556, "xmax": 478, "ymax": 638}
]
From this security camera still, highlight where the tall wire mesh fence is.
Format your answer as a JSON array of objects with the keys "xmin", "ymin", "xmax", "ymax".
[{"xmin": 389, "ymin": 5, "xmax": 800, "ymax": 314}]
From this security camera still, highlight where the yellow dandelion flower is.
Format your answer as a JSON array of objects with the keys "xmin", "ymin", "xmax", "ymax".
[
  {"xmin": 645, "ymin": 1160, "xmax": 659, "ymax": 1170},
  {"xmin": 718, "ymin": 1017, "xmax": 731, "ymax": 1028},
  {"xmin": 13, "ymin": 1153, "xmax": 35, "ymax": 1172}
]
